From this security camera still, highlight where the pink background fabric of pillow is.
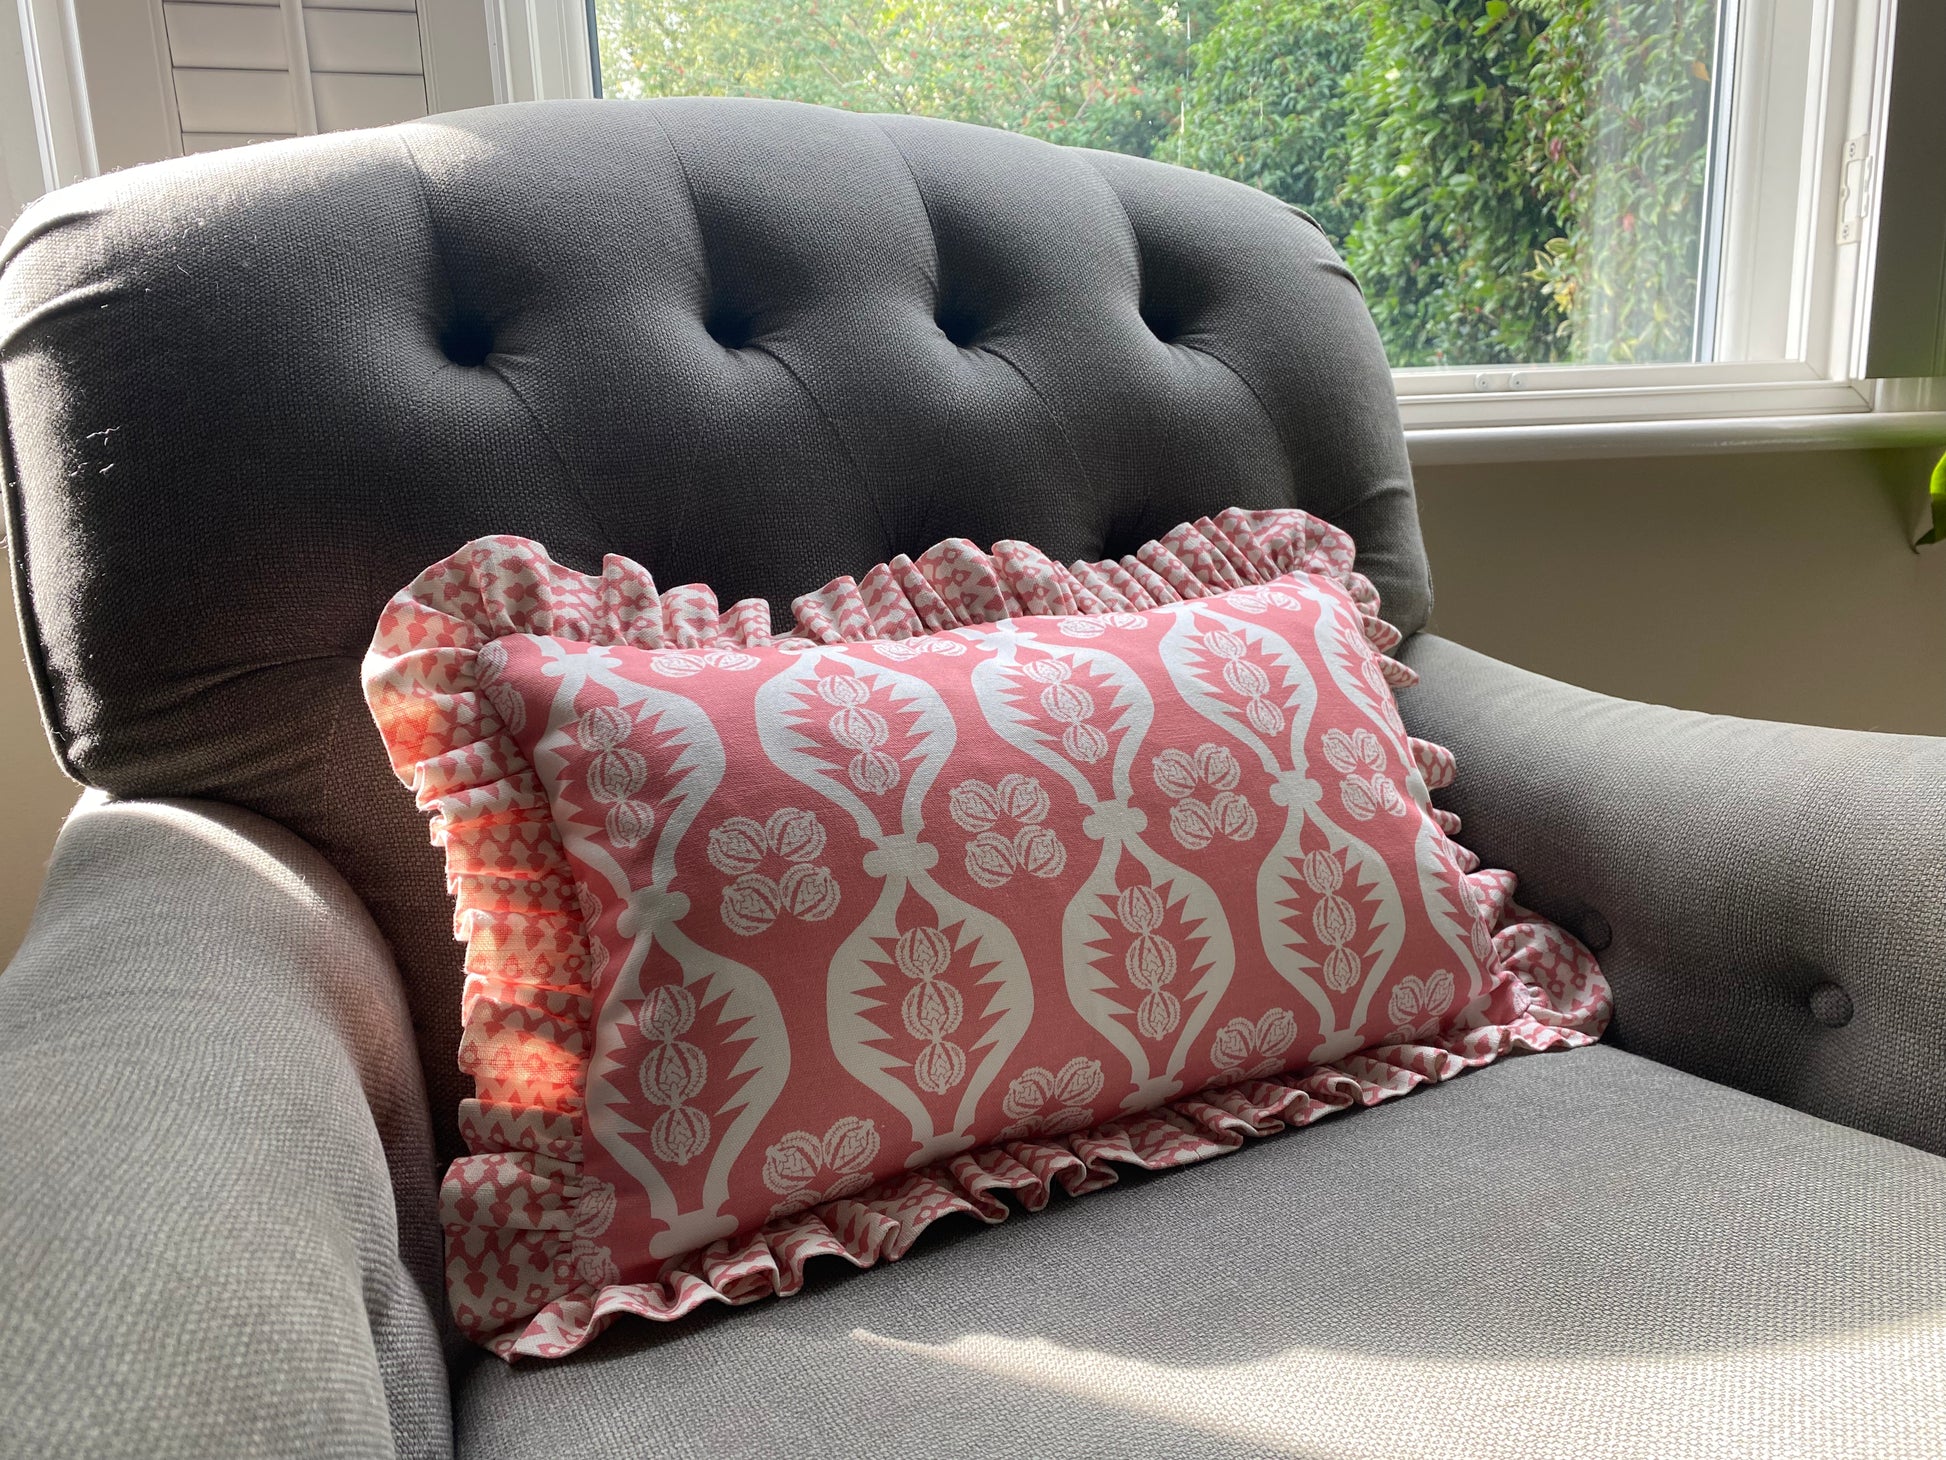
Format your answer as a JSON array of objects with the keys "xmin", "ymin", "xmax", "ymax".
[{"xmin": 364, "ymin": 507, "xmax": 1610, "ymax": 1361}]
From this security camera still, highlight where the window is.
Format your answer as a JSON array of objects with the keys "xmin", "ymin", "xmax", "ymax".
[
  {"xmin": 605, "ymin": 0, "xmax": 1720, "ymax": 372},
  {"xmin": 588, "ymin": 0, "xmax": 1928, "ymax": 433}
]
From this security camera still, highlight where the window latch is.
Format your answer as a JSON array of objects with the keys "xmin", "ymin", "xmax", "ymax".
[{"xmin": 1839, "ymin": 134, "xmax": 1873, "ymax": 245}]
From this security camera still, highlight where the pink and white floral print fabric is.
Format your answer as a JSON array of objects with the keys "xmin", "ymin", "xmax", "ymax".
[{"xmin": 364, "ymin": 507, "xmax": 1610, "ymax": 1362}]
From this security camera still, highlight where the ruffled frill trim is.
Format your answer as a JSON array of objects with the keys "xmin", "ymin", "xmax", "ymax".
[{"xmin": 363, "ymin": 507, "xmax": 1611, "ymax": 1363}]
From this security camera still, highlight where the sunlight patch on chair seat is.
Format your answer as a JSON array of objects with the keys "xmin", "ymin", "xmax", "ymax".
[{"xmin": 849, "ymin": 1317, "xmax": 1946, "ymax": 1459}]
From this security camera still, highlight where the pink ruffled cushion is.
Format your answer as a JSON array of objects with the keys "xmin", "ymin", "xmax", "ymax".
[{"xmin": 365, "ymin": 506, "xmax": 1609, "ymax": 1362}]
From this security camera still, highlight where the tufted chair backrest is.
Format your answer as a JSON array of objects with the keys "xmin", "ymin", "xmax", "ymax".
[{"xmin": 0, "ymin": 99, "xmax": 1427, "ymax": 1157}]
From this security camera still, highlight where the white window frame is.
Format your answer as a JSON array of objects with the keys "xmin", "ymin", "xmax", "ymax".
[
  {"xmin": 1402, "ymin": 0, "xmax": 1945, "ymax": 459},
  {"xmin": 1390, "ymin": 0, "xmax": 1923, "ymax": 437},
  {"xmin": 486, "ymin": 0, "xmax": 595, "ymax": 106},
  {"xmin": 7, "ymin": 0, "xmax": 96, "ymax": 200}
]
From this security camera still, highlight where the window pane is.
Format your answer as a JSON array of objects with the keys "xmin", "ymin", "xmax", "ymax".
[{"xmin": 594, "ymin": 1, "xmax": 1724, "ymax": 370}]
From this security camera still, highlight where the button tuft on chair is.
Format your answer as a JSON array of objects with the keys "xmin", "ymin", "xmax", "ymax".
[
  {"xmin": 935, "ymin": 300, "xmax": 982, "ymax": 349},
  {"xmin": 704, "ymin": 301, "xmax": 757, "ymax": 351},
  {"xmin": 1138, "ymin": 298, "xmax": 1181, "ymax": 344},
  {"xmin": 1576, "ymin": 910, "xmax": 1612, "ymax": 953},
  {"xmin": 438, "ymin": 313, "xmax": 494, "ymax": 367},
  {"xmin": 1808, "ymin": 981, "xmax": 1854, "ymax": 1029}
]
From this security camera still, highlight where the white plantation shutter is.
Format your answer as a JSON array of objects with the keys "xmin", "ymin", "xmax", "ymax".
[{"xmin": 159, "ymin": 0, "xmax": 433, "ymax": 154}]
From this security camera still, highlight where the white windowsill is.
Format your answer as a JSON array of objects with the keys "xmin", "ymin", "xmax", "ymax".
[{"xmin": 1403, "ymin": 409, "xmax": 1946, "ymax": 466}]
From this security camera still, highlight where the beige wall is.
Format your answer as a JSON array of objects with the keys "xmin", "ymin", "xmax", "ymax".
[
  {"xmin": 1414, "ymin": 445, "xmax": 1946, "ymax": 736},
  {"xmin": 1, "ymin": 443, "xmax": 1942, "ymax": 962},
  {"xmin": 2, "ymin": 588, "xmax": 79, "ymax": 962}
]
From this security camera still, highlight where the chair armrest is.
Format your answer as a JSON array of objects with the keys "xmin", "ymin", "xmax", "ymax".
[
  {"xmin": 1398, "ymin": 634, "xmax": 1946, "ymax": 1157},
  {"xmin": 0, "ymin": 796, "xmax": 452, "ymax": 1459}
]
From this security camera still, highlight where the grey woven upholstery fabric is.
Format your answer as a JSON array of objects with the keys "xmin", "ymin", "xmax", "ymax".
[
  {"xmin": 458, "ymin": 1044, "xmax": 1946, "ymax": 1460},
  {"xmin": 1397, "ymin": 633, "xmax": 1946, "ymax": 1156},
  {"xmin": 0, "ymin": 797, "xmax": 451, "ymax": 1460},
  {"xmin": 0, "ymin": 99, "xmax": 1424, "ymax": 1162}
]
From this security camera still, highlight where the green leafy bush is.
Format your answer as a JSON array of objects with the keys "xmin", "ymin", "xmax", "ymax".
[
  {"xmin": 1173, "ymin": 2, "xmax": 1365, "ymax": 245},
  {"xmin": 1523, "ymin": 0, "xmax": 1717, "ymax": 364},
  {"xmin": 594, "ymin": 1, "xmax": 1205, "ymax": 155},
  {"xmin": 1333, "ymin": 0, "xmax": 1569, "ymax": 366},
  {"xmin": 596, "ymin": 0, "xmax": 1718, "ymax": 368}
]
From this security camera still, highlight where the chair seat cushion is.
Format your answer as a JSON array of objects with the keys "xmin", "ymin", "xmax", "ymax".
[{"xmin": 456, "ymin": 1044, "xmax": 1946, "ymax": 1460}]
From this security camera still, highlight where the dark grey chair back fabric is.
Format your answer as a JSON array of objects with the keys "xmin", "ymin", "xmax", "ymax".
[{"xmin": 0, "ymin": 98, "xmax": 1426, "ymax": 1157}]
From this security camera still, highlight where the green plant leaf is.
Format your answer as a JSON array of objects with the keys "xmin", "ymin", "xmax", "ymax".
[{"xmin": 1916, "ymin": 449, "xmax": 1946, "ymax": 547}]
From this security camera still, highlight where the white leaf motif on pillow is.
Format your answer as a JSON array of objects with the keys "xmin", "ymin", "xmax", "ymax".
[
  {"xmin": 720, "ymin": 873, "xmax": 781, "ymax": 935},
  {"xmin": 710, "ymin": 809, "xmax": 840, "ymax": 934},
  {"xmin": 1300, "ymin": 848, "xmax": 1364, "ymax": 993},
  {"xmin": 1321, "ymin": 727, "xmax": 1384, "ymax": 775},
  {"xmin": 569, "ymin": 1237, "xmax": 620, "ymax": 1289},
  {"xmin": 962, "ymin": 831, "xmax": 1016, "ymax": 889},
  {"xmin": 1154, "ymin": 745, "xmax": 1257, "ymax": 852},
  {"xmin": 1461, "ymin": 878, "xmax": 1495, "ymax": 963},
  {"xmin": 1151, "ymin": 748, "xmax": 1200, "ymax": 802},
  {"xmin": 1386, "ymin": 970, "xmax": 1456, "ymax": 1043},
  {"xmin": 850, "ymin": 748, "xmax": 900, "ymax": 794},
  {"xmin": 1210, "ymin": 790, "xmax": 1257, "ymax": 841},
  {"xmin": 1200, "ymin": 629, "xmax": 1286, "ymax": 735},
  {"xmin": 1222, "ymin": 588, "xmax": 1303, "ymax": 615},
  {"xmin": 1323, "ymin": 729, "xmax": 1406, "ymax": 822},
  {"xmin": 873, "ymin": 636, "xmax": 966, "ymax": 660},
  {"xmin": 1194, "ymin": 744, "xmax": 1241, "ymax": 790},
  {"xmin": 1055, "ymin": 612, "xmax": 1146, "ymax": 638},
  {"xmin": 1361, "ymin": 655, "xmax": 1408, "ymax": 735},
  {"xmin": 1169, "ymin": 797, "xmax": 1215, "ymax": 850},
  {"xmin": 762, "ymin": 1116, "xmax": 882, "ymax": 1218},
  {"xmin": 636, "ymin": 983, "xmax": 710, "ymax": 1166},
  {"xmin": 573, "ymin": 1179, "xmax": 617, "ymax": 1238},
  {"xmin": 1301, "ymin": 850, "xmax": 1342, "ymax": 894},
  {"xmin": 1339, "ymin": 772, "xmax": 1408, "ymax": 822},
  {"xmin": 1209, "ymin": 1008, "xmax": 1299, "ymax": 1081},
  {"xmin": 947, "ymin": 778, "xmax": 1002, "ymax": 833},
  {"xmin": 949, "ymin": 775, "xmax": 1064, "ymax": 887},
  {"xmin": 895, "ymin": 926, "xmax": 967, "ymax": 1094},
  {"xmin": 778, "ymin": 862, "xmax": 841, "ymax": 921},
  {"xmin": 647, "ymin": 648, "xmax": 760, "ymax": 677},
  {"xmin": 1116, "ymin": 886, "xmax": 1180, "ymax": 1038},
  {"xmin": 1013, "ymin": 825, "xmax": 1066, "ymax": 879},
  {"xmin": 995, "ymin": 774, "xmax": 1050, "ymax": 824},
  {"xmin": 577, "ymin": 705, "xmax": 655, "ymax": 848},
  {"xmin": 706, "ymin": 818, "xmax": 767, "ymax": 876},
  {"xmin": 1018, "ymin": 658, "xmax": 1109, "ymax": 765},
  {"xmin": 998, "ymin": 1056, "xmax": 1105, "ymax": 1139},
  {"xmin": 818, "ymin": 672, "xmax": 901, "ymax": 795},
  {"xmin": 764, "ymin": 807, "xmax": 826, "ymax": 863}
]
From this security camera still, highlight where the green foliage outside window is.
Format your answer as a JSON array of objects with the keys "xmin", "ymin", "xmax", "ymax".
[{"xmin": 596, "ymin": 0, "xmax": 1718, "ymax": 367}]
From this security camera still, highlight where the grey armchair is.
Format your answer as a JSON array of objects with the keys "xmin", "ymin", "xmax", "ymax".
[{"xmin": 2, "ymin": 100, "xmax": 1941, "ymax": 1460}]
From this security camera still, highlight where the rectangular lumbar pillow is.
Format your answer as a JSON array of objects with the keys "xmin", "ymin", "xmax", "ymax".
[{"xmin": 364, "ymin": 507, "xmax": 1608, "ymax": 1361}]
